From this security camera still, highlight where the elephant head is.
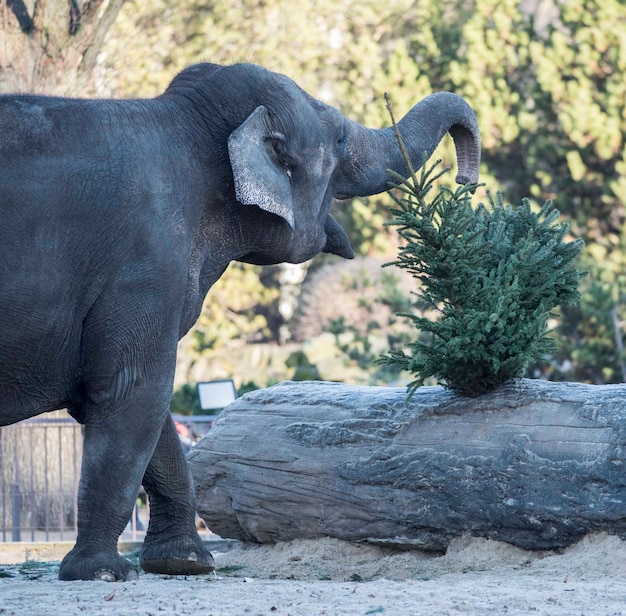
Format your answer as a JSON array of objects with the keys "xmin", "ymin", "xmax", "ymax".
[{"xmin": 166, "ymin": 63, "xmax": 480, "ymax": 265}]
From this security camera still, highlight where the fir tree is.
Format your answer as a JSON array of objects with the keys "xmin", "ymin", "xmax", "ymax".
[{"xmin": 379, "ymin": 143, "xmax": 585, "ymax": 397}]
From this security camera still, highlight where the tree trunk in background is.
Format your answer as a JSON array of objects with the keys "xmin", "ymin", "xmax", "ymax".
[
  {"xmin": 0, "ymin": 0, "xmax": 123, "ymax": 95},
  {"xmin": 189, "ymin": 379, "xmax": 626, "ymax": 552}
]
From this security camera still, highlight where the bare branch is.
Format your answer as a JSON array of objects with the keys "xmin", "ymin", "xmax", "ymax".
[
  {"xmin": 78, "ymin": 0, "xmax": 124, "ymax": 75},
  {"xmin": 32, "ymin": 0, "xmax": 45, "ymax": 33}
]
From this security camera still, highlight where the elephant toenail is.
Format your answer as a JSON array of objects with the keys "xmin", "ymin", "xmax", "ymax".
[
  {"xmin": 126, "ymin": 569, "xmax": 139, "ymax": 581},
  {"xmin": 188, "ymin": 552, "xmax": 198, "ymax": 562},
  {"xmin": 93, "ymin": 569, "xmax": 117, "ymax": 582}
]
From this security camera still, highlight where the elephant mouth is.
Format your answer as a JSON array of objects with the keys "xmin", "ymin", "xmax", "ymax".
[
  {"xmin": 237, "ymin": 213, "xmax": 353, "ymax": 264},
  {"xmin": 236, "ymin": 251, "xmax": 279, "ymax": 266},
  {"xmin": 322, "ymin": 215, "xmax": 354, "ymax": 259}
]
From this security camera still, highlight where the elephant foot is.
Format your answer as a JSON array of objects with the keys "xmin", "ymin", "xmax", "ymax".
[
  {"xmin": 140, "ymin": 530, "xmax": 215, "ymax": 575},
  {"xmin": 59, "ymin": 546, "xmax": 139, "ymax": 582}
]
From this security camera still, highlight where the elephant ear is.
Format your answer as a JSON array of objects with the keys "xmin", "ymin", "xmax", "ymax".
[{"xmin": 227, "ymin": 106, "xmax": 295, "ymax": 228}]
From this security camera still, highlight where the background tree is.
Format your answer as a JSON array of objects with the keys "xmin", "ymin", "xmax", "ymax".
[
  {"xmin": 2, "ymin": 0, "xmax": 624, "ymax": 390},
  {"xmin": 0, "ymin": 0, "xmax": 124, "ymax": 94},
  {"xmin": 99, "ymin": 0, "xmax": 625, "ymax": 388}
]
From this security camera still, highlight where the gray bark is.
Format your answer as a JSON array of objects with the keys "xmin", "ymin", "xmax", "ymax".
[{"xmin": 189, "ymin": 379, "xmax": 626, "ymax": 552}]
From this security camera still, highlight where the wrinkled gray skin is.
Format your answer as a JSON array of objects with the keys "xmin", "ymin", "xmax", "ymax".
[{"xmin": 0, "ymin": 62, "xmax": 480, "ymax": 581}]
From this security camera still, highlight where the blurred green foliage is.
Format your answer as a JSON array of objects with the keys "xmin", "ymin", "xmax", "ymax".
[
  {"xmin": 190, "ymin": 263, "xmax": 281, "ymax": 352},
  {"xmin": 95, "ymin": 0, "xmax": 624, "ymax": 389},
  {"xmin": 170, "ymin": 383, "xmax": 202, "ymax": 414}
]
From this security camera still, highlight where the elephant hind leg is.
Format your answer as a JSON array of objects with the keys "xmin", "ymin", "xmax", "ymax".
[
  {"xmin": 139, "ymin": 414, "xmax": 215, "ymax": 575},
  {"xmin": 58, "ymin": 388, "xmax": 167, "ymax": 581},
  {"xmin": 58, "ymin": 352, "xmax": 181, "ymax": 581}
]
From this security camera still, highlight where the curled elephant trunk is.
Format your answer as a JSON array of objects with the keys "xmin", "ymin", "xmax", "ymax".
[{"xmin": 334, "ymin": 92, "xmax": 481, "ymax": 199}]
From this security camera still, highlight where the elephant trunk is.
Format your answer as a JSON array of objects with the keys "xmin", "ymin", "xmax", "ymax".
[{"xmin": 334, "ymin": 92, "xmax": 480, "ymax": 199}]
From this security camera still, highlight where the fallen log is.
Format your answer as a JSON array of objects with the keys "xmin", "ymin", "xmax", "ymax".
[{"xmin": 188, "ymin": 379, "xmax": 626, "ymax": 551}]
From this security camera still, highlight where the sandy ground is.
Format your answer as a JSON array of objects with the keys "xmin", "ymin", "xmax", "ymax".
[{"xmin": 1, "ymin": 533, "xmax": 626, "ymax": 615}]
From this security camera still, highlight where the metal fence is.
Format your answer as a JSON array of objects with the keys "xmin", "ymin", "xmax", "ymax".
[
  {"xmin": 0, "ymin": 413, "xmax": 82, "ymax": 542},
  {"xmin": 0, "ymin": 413, "xmax": 217, "ymax": 543}
]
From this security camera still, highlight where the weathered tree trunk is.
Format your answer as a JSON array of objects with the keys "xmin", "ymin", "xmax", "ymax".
[
  {"xmin": 0, "ymin": 0, "xmax": 123, "ymax": 95},
  {"xmin": 189, "ymin": 379, "xmax": 626, "ymax": 552}
]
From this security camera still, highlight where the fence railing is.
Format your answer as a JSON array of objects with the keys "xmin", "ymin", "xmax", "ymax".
[
  {"xmin": 0, "ymin": 414, "xmax": 82, "ymax": 542},
  {"xmin": 1, "ymin": 413, "xmax": 217, "ymax": 543}
]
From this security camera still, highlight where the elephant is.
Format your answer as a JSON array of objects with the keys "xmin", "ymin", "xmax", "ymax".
[{"xmin": 0, "ymin": 62, "xmax": 480, "ymax": 581}]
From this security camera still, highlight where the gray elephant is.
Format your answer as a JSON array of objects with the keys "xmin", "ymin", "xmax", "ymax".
[{"xmin": 0, "ymin": 62, "xmax": 480, "ymax": 581}]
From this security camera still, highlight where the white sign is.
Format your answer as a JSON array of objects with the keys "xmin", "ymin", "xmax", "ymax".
[{"xmin": 197, "ymin": 380, "xmax": 237, "ymax": 410}]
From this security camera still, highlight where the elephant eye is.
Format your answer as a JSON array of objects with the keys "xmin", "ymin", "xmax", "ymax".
[
  {"xmin": 336, "ymin": 127, "xmax": 346, "ymax": 147},
  {"xmin": 267, "ymin": 137, "xmax": 293, "ymax": 176}
]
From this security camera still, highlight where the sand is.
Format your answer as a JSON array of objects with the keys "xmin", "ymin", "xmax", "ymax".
[{"xmin": 1, "ymin": 533, "xmax": 625, "ymax": 615}]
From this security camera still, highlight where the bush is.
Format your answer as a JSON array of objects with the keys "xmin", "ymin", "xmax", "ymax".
[{"xmin": 379, "ymin": 158, "xmax": 585, "ymax": 398}]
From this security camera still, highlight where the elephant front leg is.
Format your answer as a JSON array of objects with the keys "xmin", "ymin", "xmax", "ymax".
[
  {"xmin": 139, "ymin": 414, "xmax": 215, "ymax": 575},
  {"xmin": 59, "ymin": 398, "xmax": 166, "ymax": 581}
]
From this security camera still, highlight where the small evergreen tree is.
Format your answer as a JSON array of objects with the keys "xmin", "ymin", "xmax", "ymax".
[{"xmin": 379, "ymin": 147, "xmax": 585, "ymax": 397}]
